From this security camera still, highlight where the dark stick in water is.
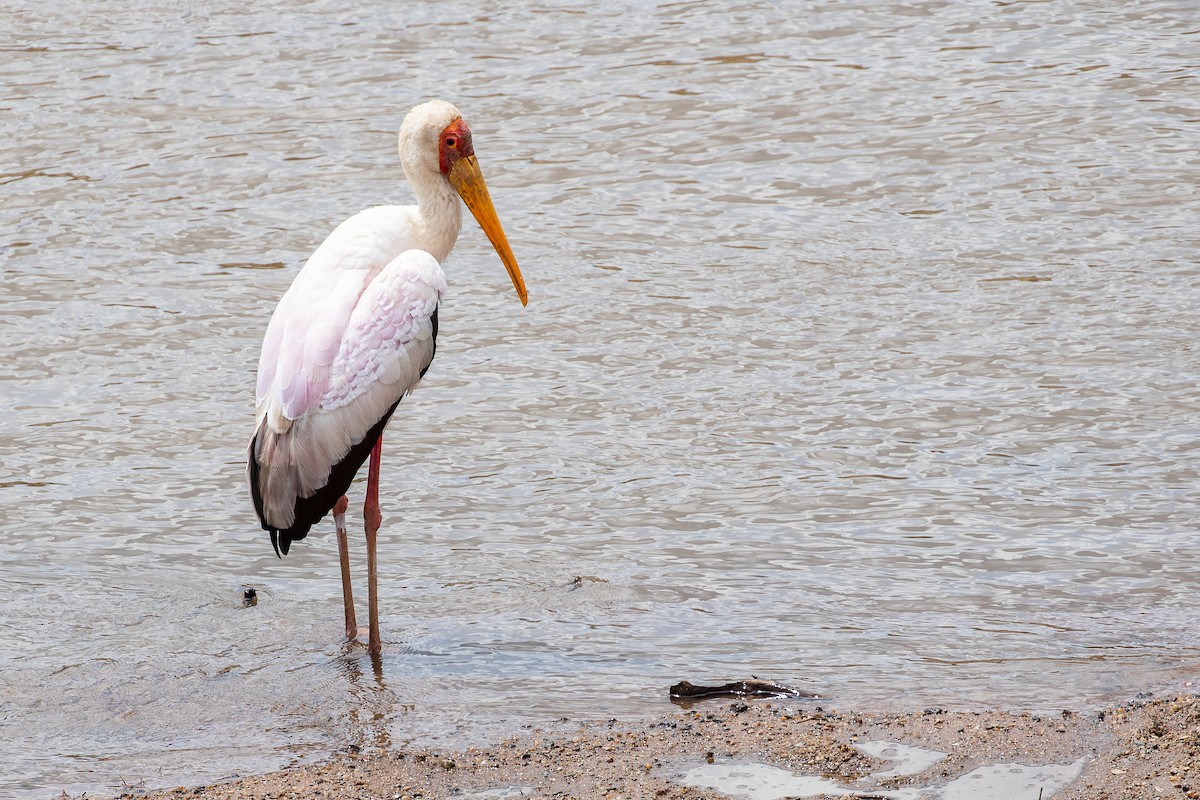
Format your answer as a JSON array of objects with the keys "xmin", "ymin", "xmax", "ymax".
[{"xmin": 669, "ymin": 679, "xmax": 817, "ymax": 701}]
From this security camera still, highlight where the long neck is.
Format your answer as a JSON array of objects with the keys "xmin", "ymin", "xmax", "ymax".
[{"xmin": 405, "ymin": 166, "xmax": 463, "ymax": 264}]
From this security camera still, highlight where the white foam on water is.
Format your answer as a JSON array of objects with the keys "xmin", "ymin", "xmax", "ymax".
[
  {"xmin": 673, "ymin": 751, "xmax": 1088, "ymax": 799},
  {"xmin": 676, "ymin": 762, "xmax": 855, "ymax": 799},
  {"xmin": 940, "ymin": 756, "xmax": 1088, "ymax": 800},
  {"xmin": 856, "ymin": 739, "xmax": 948, "ymax": 777}
]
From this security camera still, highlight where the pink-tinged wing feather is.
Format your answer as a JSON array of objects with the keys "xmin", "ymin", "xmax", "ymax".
[
  {"xmin": 255, "ymin": 205, "xmax": 421, "ymax": 423},
  {"xmin": 271, "ymin": 266, "xmax": 365, "ymax": 418},
  {"xmin": 322, "ymin": 249, "xmax": 446, "ymax": 414}
]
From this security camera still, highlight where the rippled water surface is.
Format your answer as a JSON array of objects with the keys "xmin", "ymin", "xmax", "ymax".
[{"xmin": 3, "ymin": 0, "xmax": 1199, "ymax": 795}]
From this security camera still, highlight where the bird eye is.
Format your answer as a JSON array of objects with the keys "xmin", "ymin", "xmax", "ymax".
[{"xmin": 445, "ymin": 137, "xmax": 457, "ymax": 148}]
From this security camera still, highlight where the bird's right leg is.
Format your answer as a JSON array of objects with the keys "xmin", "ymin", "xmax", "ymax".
[
  {"xmin": 364, "ymin": 436, "xmax": 383, "ymax": 656},
  {"xmin": 333, "ymin": 494, "xmax": 358, "ymax": 641}
]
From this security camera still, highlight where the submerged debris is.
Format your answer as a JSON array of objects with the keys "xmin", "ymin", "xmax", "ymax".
[{"xmin": 668, "ymin": 679, "xmax": 817, "ymax": 702}]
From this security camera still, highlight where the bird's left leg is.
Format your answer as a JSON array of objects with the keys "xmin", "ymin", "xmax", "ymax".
[
  {"xmin": 333, "ymin": 495, "xmax": 357, "ymax": 640},
  {"xmin": 364, "ymin": 435, "xmax": 383, "ymax": 655}
]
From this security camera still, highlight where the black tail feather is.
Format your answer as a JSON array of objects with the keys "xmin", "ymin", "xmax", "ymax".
[{"xmin": 248, "ymin": 399, "xmax": 403, "ymax": 557}]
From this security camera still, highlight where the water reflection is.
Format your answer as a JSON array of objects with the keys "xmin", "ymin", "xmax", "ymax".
[{"xmin": 336, "ymin": 648, "xmax": 395, "ymax": 754}]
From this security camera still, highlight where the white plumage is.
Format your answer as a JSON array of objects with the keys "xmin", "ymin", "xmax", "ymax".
[{"xmin": 253, "ymin": 248, "xmax": 445, "ymax": 530}]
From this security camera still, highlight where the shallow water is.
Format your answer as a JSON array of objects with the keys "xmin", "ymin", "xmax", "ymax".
[{"xmin": 2, "ymin": 0, "xmax": 1199, "ymax": 796}]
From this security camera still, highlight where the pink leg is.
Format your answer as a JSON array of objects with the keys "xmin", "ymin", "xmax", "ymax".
[
  {"xmin": 364, "ymin": 435, "xmax": 383, "ymax": 655},
  {"xmin": 333, "ymin": 494, "xmax": 357, "ymax": 641}
]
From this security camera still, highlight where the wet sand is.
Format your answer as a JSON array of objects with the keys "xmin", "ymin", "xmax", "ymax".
[{"xmin": 115, "ymin": 691, "xmax": 1200, "ymax": 800}]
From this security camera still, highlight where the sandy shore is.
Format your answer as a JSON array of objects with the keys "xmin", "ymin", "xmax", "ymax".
[{"xmin": 109, "ymin": 690, "xmax": 1200, "ymax": 800}]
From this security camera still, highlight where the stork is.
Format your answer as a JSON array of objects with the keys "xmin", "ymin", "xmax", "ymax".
[{"xmin": 247, "ymin": 99, "xmax": 527, "ymax": 655}]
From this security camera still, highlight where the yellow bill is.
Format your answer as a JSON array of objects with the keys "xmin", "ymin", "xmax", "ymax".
[{"xmin": 447, "ymin": 155, "xmax": 528, "ymax": 307}]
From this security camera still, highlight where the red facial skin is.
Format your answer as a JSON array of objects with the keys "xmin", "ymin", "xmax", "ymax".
[{"xmin": 438, "ymin": 118, "xmax": 475, "ymax": 174}]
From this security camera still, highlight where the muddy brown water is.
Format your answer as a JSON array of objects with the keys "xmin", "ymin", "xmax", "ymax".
[{"xmin": 2, "ymin": 0, "xmax": 1198, "ymax": 796}]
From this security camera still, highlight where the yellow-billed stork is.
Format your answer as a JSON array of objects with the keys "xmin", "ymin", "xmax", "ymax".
[{"xmin": 247, "ymin": 99, "xmax": 527, "ymax": 655}]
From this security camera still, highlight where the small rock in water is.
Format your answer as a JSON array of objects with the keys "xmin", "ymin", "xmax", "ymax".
[{"xmin": 242, "ymin": 587, "xmax": 258, "ymax": 607}]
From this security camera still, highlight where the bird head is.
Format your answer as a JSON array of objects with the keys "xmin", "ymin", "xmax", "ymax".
[{"xmin": 400, "ymin": 99, "xmax": 527, "ymax": 306}]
